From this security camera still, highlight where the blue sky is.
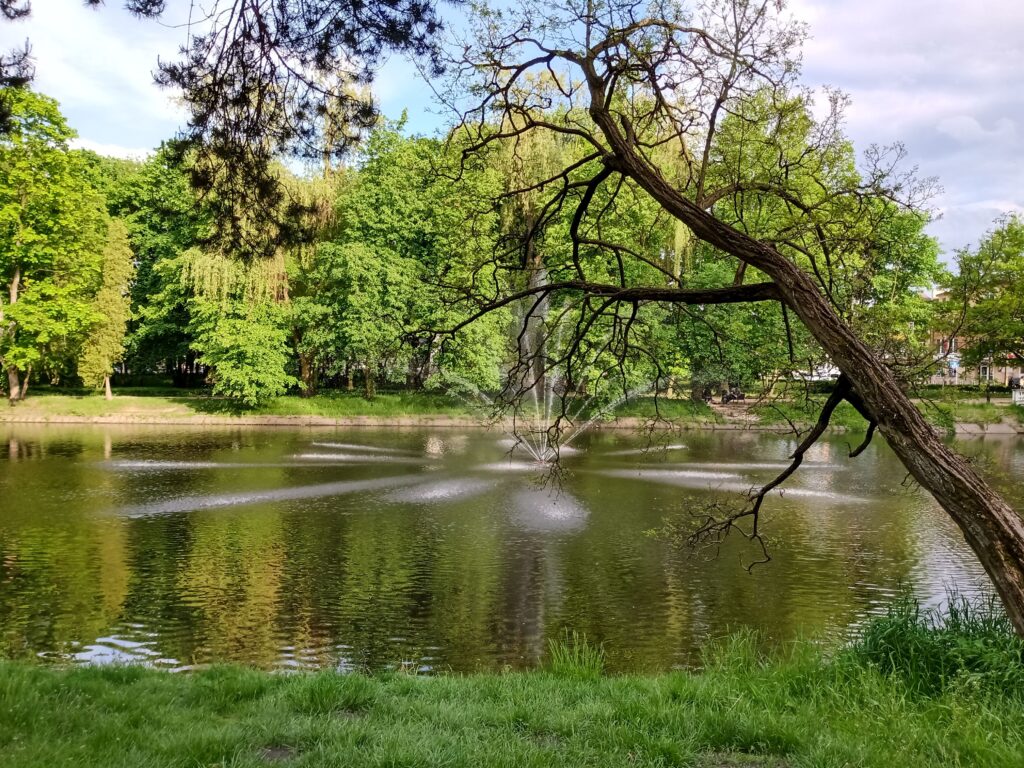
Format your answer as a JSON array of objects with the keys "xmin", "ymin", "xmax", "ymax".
[{"xmin": 1, "ymin": 0, "xmax": 1020, "ymax": 258}]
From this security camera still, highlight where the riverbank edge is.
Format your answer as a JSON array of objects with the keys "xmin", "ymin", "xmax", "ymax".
[
  {"xmin": 0, "ymin": 411, "xmax": 746, "ymax": 429},
  {"xmin": 0, "ymin": 646, "xmax": 1020, "ymax": 768},
  {"xmin": 1, "ymin": 410, "xmax": 1021, "ymax": 434}
]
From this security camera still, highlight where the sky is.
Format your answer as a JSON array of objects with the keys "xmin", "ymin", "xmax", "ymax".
[{"xmin": 0, "ymin": 0, "xmax": 1020, "ymax": 258}]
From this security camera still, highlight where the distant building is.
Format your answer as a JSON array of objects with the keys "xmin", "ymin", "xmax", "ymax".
[{"xmin": 924, "ymin": 290, "xmax": 1023, "ymax": 386}]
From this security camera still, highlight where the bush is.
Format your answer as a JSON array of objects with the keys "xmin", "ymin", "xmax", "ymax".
[{"xmin": 845, "ymin": 592, "xmax": 1024, "ymax": 697}]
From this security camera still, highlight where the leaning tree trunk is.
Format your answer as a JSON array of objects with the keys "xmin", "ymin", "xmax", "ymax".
[{"xmin": 599, "ymin": 132, "xmax": 1024, "ymax": 634}]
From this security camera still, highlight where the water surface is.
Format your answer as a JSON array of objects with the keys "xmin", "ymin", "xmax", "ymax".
[{"xmin": 1, "ymin": 423, "xmax": 1018, "ymax": 672}]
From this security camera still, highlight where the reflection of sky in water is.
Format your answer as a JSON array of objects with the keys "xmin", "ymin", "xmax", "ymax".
[{"xmin": 0, "ymin": 424, "xmax": 1011, "ymax": 673}]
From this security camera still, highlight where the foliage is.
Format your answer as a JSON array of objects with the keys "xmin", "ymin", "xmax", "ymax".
[
  {"xmin": 945, "ymin": 215, "xmax": 1024, "ymax": 367},
  {"xmin": 116, "ymin": 145, "xmax": 208, "ymax": 374},
  {"xmin": 77, "ymin": 219, "xmax": 134, "ymax": 390},
  {"xmin": 289, "ymin": 121, "xmax": 510, "ymax": 397},
  {"xmin": 190, "ymin": 293, "xmax": 295, "ymax": 407},
  {"xmin": 0, "ymin": 88, "xmax": 108, "ymax": 394},
  {"xmin": 845, "ymin": 592, "xmax": 1024, "ymax": 698}
]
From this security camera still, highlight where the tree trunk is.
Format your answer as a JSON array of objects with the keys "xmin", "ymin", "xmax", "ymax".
[
  {"xmin": 4, "ymin": 267, "xmax": 20, "ymax": 406},
  {"xmin": 18, "ymin": 364, "xmax": 30, "ymax": 400},
  {"xmin": 364, "ymin": 366, "xmax": 376, "ymax": 400},
  {"xmin": 6, "ymin": 366, "xmax": 19, "ymax": 406},
  {"xmin": 592, "ymin": 113, "xmax": 1024, "ymax": 633},
  {"xmin": 299, "ymin": 353, "xmax": 316, "ymax": 397},
  {"xmin": 346, "ymin": 363, "xmax": 354, "ymax": 391},
  {"xmin": 104, "ymin": 374, "xmax": 113, "ymax": 401}
]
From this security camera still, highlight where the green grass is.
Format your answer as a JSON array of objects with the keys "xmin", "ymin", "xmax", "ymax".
[
  {"xmin": 3, "ymin": 601, "xmax": 1024, "ymax": 767},
  {"xmin": 4, "ymin": 390, "xmax": 721, "ymax": 423},
  {"xmin": 751, "ymin": 392, "xmax": 1022, "ymax": 432},
  {"xmin": 3, "ymin": 389, "xmax": 478, "ymax": 420},
  {"xmin": 3, "ymin": 392, "xmax": 198, "ymax": 418},
  {"xmin": 749, "ymin": 398, "xmax": 868, "ymax": 431},
  {"xmin": 236, "ymin": 391, "xmax": 473, "ymax": 418},
  {"xmin": 610, "ymin": 396, "xmax": 721, "ymax": 422},
  {"xmin": 920, "ymin": 399, "xmax": 1007, "ymax": 428},
  {"xmin": 7, "ymin": 388, "xmax": 1022, "ymax": 431},
  {"xmin": 846, "ymin": 593, "xmax": 1024, "ymax": 697},
  {"xmin": 547, "ymin": 630, "xmax": 605, "ymax": 680}
]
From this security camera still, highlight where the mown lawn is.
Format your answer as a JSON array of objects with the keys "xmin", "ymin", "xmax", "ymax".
[
  {"xmin": 1, "ymin": 390, "xmax": 478, "ymax": 419},
  {"xmin": 3, "ymin": 390, "xmax": 725, "ymax": 423}
]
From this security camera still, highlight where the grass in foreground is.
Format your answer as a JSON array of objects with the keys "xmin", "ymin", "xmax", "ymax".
[{"xmin": 2, "ymin": 599, "xmax": 1023, "ymax": 767}]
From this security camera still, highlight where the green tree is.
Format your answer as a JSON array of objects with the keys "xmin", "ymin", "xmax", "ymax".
[
  {"xmin": 79, "ymin": 219, "xmax": 135, "ymax": 399},
  {"xmin": 293, "ymin": 120, "xmax": 508, "ymax": 398},
  {"xmin": 190, "ymin": 295, "xmax": 295, "ymax": 407},
  {"xmin": 947, "ymin": 215, "xmax": 1024, "ymax": 370},
  {"xmin": 118, "ymin": 145, "xmax": 208, "ymax": 382},
  {"xmin": 454, "ymin": 0, "xmax": 1024, "ymax": 631},
  {"xmin": 0, "ymin": 88, "xmax": 107, "ymax": 402}
]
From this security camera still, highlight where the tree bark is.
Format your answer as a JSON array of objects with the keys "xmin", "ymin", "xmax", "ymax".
[
  {"xmin": 104, "ymin": 374, "xmax": 113, "ymax": 401},
  {"xmin": 299, "ymin": 352, "xmax": 316, "ymax": 397},
  {"xmin": 593, "ymin": 113, "xmax": 1024, "ymax": 632},
  {"xmin": 6, "ymin": 366, "xmax": 19, "ymax": 406},
  {"xmin": 364, "ymin": 366, "xmax": 376, "ymax": 399},
  {"xmin": 18, "ymin": 364, "xmax": 30, "ymax": 400},
  {"xmin": 4, "ymin": 267, "xmax": 20, "ymax": 406}
]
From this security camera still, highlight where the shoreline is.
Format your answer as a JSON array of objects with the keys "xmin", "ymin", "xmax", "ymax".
[
  {"xmin": 1, "ymin": 411, "xmax": 1021, "ymax": 434},
  {"xmin": 2, "ymin": 392, "xmax": 1020, "ymax": 434},
  {"xmin": 0, "ymin": 412, "xmax": 754, "ymax": 429}
]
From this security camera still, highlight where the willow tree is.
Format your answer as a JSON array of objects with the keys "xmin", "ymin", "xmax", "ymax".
[
  {"xmin": 443, "ymin": 0, "xmax": 1024, "ymax": 631},
  {"xmin": 79, "ymin": 219, "xmax": 135, "ymax": 400}
]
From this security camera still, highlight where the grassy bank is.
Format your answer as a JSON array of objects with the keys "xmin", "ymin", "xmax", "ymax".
[
  {"xmin": 752, "ymin": 393, "xmax": 1024, "ymax": 432},
  {"xmin": 0, "ymin": 390, "xmax": 722, "ymax": 426},
  {"xmin": 2, "ymin": 599, "xmax": 1023, "ymax": 767},
  {"xmin": 0, "ymin": 390, "xmax": 478, "ymax": 420},
  {"xmin": 2, "ymin": 389, "xmax": 1020, "ymax": 432}
]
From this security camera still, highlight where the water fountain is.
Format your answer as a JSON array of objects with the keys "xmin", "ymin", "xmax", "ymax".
[{"xmin": 443, "ymin": 294, "xmax": 656, "ymax": 467}]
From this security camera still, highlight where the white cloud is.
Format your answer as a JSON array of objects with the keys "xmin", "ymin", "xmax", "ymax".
[
  {"xmin": 70, "ymin": 137, "xmax": 152, "ymax": 160},
  {"xmin": 0, "ymin": 1, "xmax": 189, "ymax": 150},
  {"xmin": 789, "ymin": 0, "xmax": 1024, "ymax": 257},
  {"xmin": 936, "ymin": 116, "xmax": 1016, "ymax": 145}
]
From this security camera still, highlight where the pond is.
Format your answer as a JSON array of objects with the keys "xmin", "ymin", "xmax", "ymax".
[{"xmin": 1, "ymin": 423, "xmax": 1019, "ymax": 673}]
